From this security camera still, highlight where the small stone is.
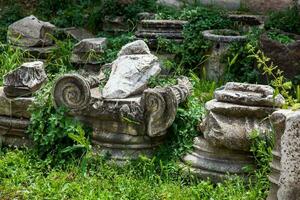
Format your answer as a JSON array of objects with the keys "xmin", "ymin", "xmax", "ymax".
[
  {"xmin": 7, "ymin": 15, "xmax": 56, "ymax": 47},
  {"xmin": 214, "ymin": 82, "xmax": 285, "ymax": 107},
  {"xmin": 4, "ymin": 61, "xmax": 47, "ymax": 97},
  {"xmin": 61, "ymin": 27, "xmax": 95, "ymax": 41},
  {"xmin": 117, "ymin": 40, "xmax": 151, "ymax": 56},
  {"xmin": 102, "ymin": 54, "xmax": 161, "ymax": 99},
  {"xmin": 71, "ymin": 37, "xmax": 107, "ymax": 64}
]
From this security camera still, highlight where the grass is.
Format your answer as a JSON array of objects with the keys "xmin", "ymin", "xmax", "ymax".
[{"xmin": 0, "ymin": 148, "xmax": 270, "ymax": 200}]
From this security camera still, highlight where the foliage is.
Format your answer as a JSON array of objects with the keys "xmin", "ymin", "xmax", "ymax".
[
  {"xmin": 0, "ymin": 2, "xmax": 24, "ymax": 42},
  {"xmin": 0, "ymin": 43, "xmax": 27, "ymax": 85},
  {"xmin": 248, "ymin": 130, "xmax": 274, "ymax": 198},
  {"xmin": 267, "ymin": 30, "xmax": 295, "ymax": 44},
  {"xmin": 27, "ymin": 80, "xmax": 91, "ymax": 164},
  {"xmin": 265, "ymin": 5, "xmax": 300, "ymax": 35},
  {"xmin": 176, "ymin": 6, "xmax": 234, "ymax": 71},
  {"xmin": 0, "ymin": 148, "xmax": 272, "ymax": 200},
  {"xmin": 247, "ymin": 43, "xmax": 300, "ymax": 109}
]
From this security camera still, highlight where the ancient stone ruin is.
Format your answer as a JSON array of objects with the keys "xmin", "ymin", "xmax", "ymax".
[
  {"xmin": 267, "ymin": 110, "xmax": 300, "ymax": 200},
  {"xmin": 135, "ymin": 20, "xmax": 187, "ymax": 49},
  {"xmin": 182, "ymin": 82, "xmax": 284, "ymax": 182},
  {"xmin": 53, "ymin": 40, "xmax": 192, "ymax": 162},
  {"xmin": 71, "ymin": 37, "xmax": 107, "ymax": 73},
  {"xmin": 0, "ymin": 61, "xmax": 47, "ymax": 147},
  {"xmin": 7, "ymin": 15, "xmax": 57, "ymax": 59},
  {"xmin": 203, "ymin": 29, "xmax": 247, "ymax": 81}
]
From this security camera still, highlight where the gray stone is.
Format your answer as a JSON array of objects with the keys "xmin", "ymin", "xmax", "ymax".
[
  {"xmin": 277, "ymin": 111, "xmax": 300, "ymax": 200},
  {"xmin": 102, "ymin": 16, "xmax": 129, "ymax": 33},
  {"xmin": 214, "ymin": 82, "xmax": 285, "ymax": 107},
  {"xmin": 4, "ymin": 61, "xmax": 47, "ymax": 97},
  {"xmin": 182, "ymin": 82, "xmax": 282, "ymax": 183},
  {"xmin": 102, "ymin": 42, "xmax": 161, "ymax": 99},
  {"xmin": 0, "ymin": 87, "xmax": 34, "ymax": 118},
  {"xmin": 61, "ymin": 27, "xmax": 94, "ymax": 41},
  {"xmin": 53, "ymin": 74, "xmax": 192, "ymax": 162},
  {"xmin": 135, "ymin": 20, "xmax": 187, "ymax": 49},
  {"xmin": 117, "ymin": 40, "xmax": 151, "ymax": 57},
  {"xmin": 203, "ymin": 30, "xmax": 247, "ymax": 81},
  {"xmin": 7, "ymin": 15, "xmax": 55, "ymax": 47},
  {"xmin": 201, "ymin": 99, "xmax": 275, "ymax": 151},
  {"xmin": 181, "ymin": 136, "xmax": 254, "ymax": 182},
  {"xmin": 267, "ymin": 109, "xmax": 293, "ymax": 200},
  {"xmin": 0, "ymin": 116, "xmax": 31, "ymax": 148},
  {"xmin": 137, "ymin": 12, "xmax": 156, "ymax": 20},
  {"xmin": 71, "ymin": 38, "xmax": 107, "ymax": 64}
]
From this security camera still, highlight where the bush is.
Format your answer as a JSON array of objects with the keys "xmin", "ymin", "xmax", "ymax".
[{"xmin": 265, "ymin": 6, "xmax": 300, "ymax": 35}]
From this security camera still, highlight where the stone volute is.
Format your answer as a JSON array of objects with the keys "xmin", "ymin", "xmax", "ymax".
[
  {"xmin": 182, "ymin": 82, "xmax": 284, "ymax": 183},
  {"xmin": 53, "ymin": 40, "xmax": 192, "ymax": 162},
  {"xmin": 202, "ymin": 29, "xmax": 247, "ymax": 81}
]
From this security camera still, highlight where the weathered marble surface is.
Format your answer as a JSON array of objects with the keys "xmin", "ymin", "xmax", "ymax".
[
  {"xmin": 182, "ymin": 82, "xmax": 283, "ymax": 182},
  {"xmin": 277, "ymin": 111, "xmax": 300, "ymax": 200},
  {"xmin": 60, "ymin": 27, "xmax": 95, "ymax": 41},
  {"xmin": 0, "ymin": 88, "xmax": 34, "ymax": 119},
  {"xmin": 135, "ymin": 20, "xmax": 187, "ymax": 49},
  {"xmin": 201, "ymin": 100, "xmax": 276, "ymax": 151},
  {"xmin": 102, "ymin": 40, "xmax": 161, "ymax": 99},
  {"xmin": 215, "ymin": 82, "xmax": 285, "ymax": 107},
  {"xmin": 0, "ymin": 116, "xmax": 31, "ymax": 148},
  {"xmin": 7, "ymin": 15, "xmax": 55, "ymax": 47},
  {"xmin": 182, "ymin": 136, "xmax": 254, "ymax": 182},
  {"xmin": 4, "ymin": 61, "xmax": 47, "ymax": 97},
  {"xmin": 71, "ymin": 38, "xmax": 107, "ymax": 64},
  {"xmin": 53, "ymin": 73, "xmax": 192, "ymax": 161},
  {"xmin": 118, "ymin": 40, "xmax": 151, "ymax": 56}
]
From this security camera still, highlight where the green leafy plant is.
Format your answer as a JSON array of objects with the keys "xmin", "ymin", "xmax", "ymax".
[
  {"xmin": 247, "ymin": 43, "xmax": 300, "ymax": 109},
  {"xmin": 267, "ymin": 30, "xmax": 295, "ymax": 44},
  {"xmin": 0, "ymin": 43, "xmax": 27, "ymax": 85},
  {"xmin": 265, "ymin": 5, "xmax": 300, "ymax": 35},
  {"xmin": 176, "ymin": 6, "xmax": 234, "ymax": 71}
]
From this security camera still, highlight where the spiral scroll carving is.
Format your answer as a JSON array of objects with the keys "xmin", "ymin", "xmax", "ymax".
[
  {"xmin": 144, "ymin": 76, "xmax": 192, "ymax": 137},
  {"xmin": 52, "ymin": 74, "xmax": 91, "ymax": 110}
]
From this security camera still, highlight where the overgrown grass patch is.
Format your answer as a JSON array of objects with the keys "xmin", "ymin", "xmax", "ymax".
[{"xmin": 0, "ymin": 147, "xmax": 271, "ymax": 200}]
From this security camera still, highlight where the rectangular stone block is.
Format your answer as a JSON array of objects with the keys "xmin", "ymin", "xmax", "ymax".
[{"xmin": 0, "ymin": 87, "xmax": 34, "ymax": 119}]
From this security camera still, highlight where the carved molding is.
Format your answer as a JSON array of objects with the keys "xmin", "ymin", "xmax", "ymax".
[
  {"xmin": 144, "ymin": 76, "xmax": 192, "ymax": 137},
  {"xmin": 53, "ymin": 74, "xmax": 92, "ymax": 110}
]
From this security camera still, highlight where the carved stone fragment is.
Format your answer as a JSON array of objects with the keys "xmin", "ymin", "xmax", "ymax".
[
  {"xmin": 0, "ymin": 116, "xmax": 31, "ymax": 148},
  {"xmin": 102, "ymin": 40, "xmax": 161, "ymax": 99},
  {"xmin": 118, "ymin": 40, "xmax": 151, "ymax": 56},
  {"xmin": 71, "ymin": 38, "xmax": 107, "ymax": 64},
  {"xmin": 0, "ymin": 88, "xmax": 34, "ymax": 119},
  {"xmin": 135, "ymin": 20, "xmax": 187, "ymax": 49},
  {"xmin": 267, "ymin": 110, "xmax": 300, "ymax": 200},
  {"xmin": 7, "ymin": 15, "xmax": 56, "ymax": 47},
  {"xmin": 182, "ymin": 82, "xmax": 283, "ymax": 182},
  {"xmin": 52, "ymin": 72, "xmax": 192, "ymax": 162},
  {"xmin": 215, "ymin": 82, "xmax": 285, "ymax": 107},
  {"xmin": 60, "ymin": 27, "xmax": 95, "ymax": 41},
  {"xmin": 4, "ymin": 61, "xmax": 47, "ymax": 97}
]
